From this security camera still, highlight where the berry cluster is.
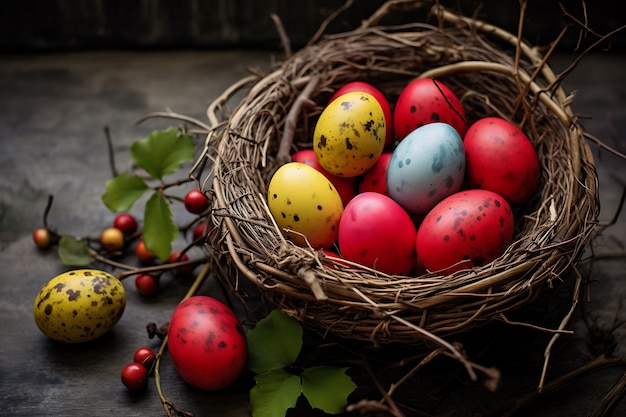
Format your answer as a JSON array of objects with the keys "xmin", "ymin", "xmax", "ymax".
[{"xmin": 121, "ymin": 346, "xmax": 157, "ymax": 391}]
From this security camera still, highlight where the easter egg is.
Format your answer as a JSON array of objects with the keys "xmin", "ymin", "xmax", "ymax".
[
  {"xmin": 330, "ymin": 81, "xmax": 394, "ymax": 150},
  {"xmin": 33, "ymin": 269, "xmax": 126, "ymax": 343},
  {"xmin": 291, "ymin": 148, "xmax": 356, "ymax": 206},
  {"xmin": 393, "ymin": 78, "xmax": 468, "ymax": 140},
  {"xmin": 463, "ymin": 117, "xmax": 540, "ymax": 205},
  {"xmin": 167, "ymin": 296, "xmax": 247, "ymax": 391},
  {"xmin": 416, "ymin": 189, "xmax": 514, "ymax": 274},
  {"xmin": 314, "ymin": 91, "xmax": 386, "ymax": 178},
  {"xmin": 387, "ymin": 122, "xmax": 465, "ymax": 215},
  {"xmin": 267, "ymin": 162, "xmax": 344, "ymax": 249},
  {"xmin": 357, "ymin": 152, "xmax": 392, "ymax": 196},
  {"xmin": 338, "ymin": 192, "xmax": 417, "ymax": 275}
]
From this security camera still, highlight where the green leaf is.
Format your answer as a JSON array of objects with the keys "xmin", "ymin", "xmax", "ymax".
[
  {"xmin": 250, "ymin": 369, "xmax": 301, "ymax": 417},
  {"xmin": 131, "ymin": 127, "xmax": 195, "ymax": 180},
  {"xmin": 58, "ymin": 236, "xmax": 91, "ymax": 267},
  {"xmin": 247, "ymin": 310, "xmax": 303, "ymax": 374},
  {"xmin": 301, "ymin": 366, "xmax": 356, "ymax": 415},
  {"xmin": 101, "ymin": 173, "xmax": 150, "ymax": 212},
  {"xmin": 143, "ymin": 192, "xmax": 178, "ymax": 262}
]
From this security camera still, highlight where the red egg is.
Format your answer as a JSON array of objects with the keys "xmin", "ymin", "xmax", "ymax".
[
  {"xmin": 393, "ymin": 78, "xmax": 468, "ymax": 141},
  {"xmin": 167, "ymin": 296, "xmax": 248, "ymax": 391},
  {"xmin": 463, "ymin": 117, "xmax": 540, "ymax": 205},
  {"xmin": 338, "ymin": 192, "xmax": 417, "ymax": 275},
  {"xmin": 357, "ymin": 152, "xmax": 392, "ymax": 196},
  {"xmin": 330, "ymin": 81, "xmax": 394, "ymax": 150},
  {"xmin": 416, "ymin": 189, "xmax": 514, "ymax": 274},
  {"xmin": 292, "ymin": 149, "xmax": 355, "ymax": 206}
]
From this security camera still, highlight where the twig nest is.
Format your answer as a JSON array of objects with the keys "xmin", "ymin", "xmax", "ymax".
[{"xmin": 205, "ymin": 3, "xmax": 599, "ymax": 348}]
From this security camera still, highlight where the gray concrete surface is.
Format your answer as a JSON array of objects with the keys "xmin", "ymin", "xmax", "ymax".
[{"xmin": 0, "ymin": 49, "xmax": 624, "ymax": 417}]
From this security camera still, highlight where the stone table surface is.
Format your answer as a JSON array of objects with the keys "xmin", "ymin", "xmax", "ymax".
[{"xmin": 0, "ymin": 49, "xmax": 624, "ymax": 417}]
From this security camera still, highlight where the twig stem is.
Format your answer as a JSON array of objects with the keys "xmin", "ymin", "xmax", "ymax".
[
  {"xmin": 154, "ymin": 261, "xmax": 213, "ymax": 417},
  {"xmin": 276, "ymin": 74, "xmax": 320, "ymax": 163}
]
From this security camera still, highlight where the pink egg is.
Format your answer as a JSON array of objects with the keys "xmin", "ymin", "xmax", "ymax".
[
  {"xmin": 338, "ymin": 192, "xmax": 417, "ymax": 275},
  {"xmin": 416, "ymin": 189, "xmax": 514, "ymax": 274}
]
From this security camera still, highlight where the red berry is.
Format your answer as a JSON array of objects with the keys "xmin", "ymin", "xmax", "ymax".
[
  {"xmin": 192, "ymin": 222, "xmax": 212, "ymax": 243},
  {"xmin": 113, "ymin": 213, "xmax": 138, "ymax": 236},
  {"xmin": 135, "ymin": 240, "xmax": 155, "ymax": 264},
  {"xmin": 184, "ymin": 190, "xmax": 209, "ymax": 214},
  {"xmin": 133, "ymin": 347, "xmax": 156, "ymax": 369},
  {"xmin": 168, "ymin": 251, "xmax": 195, "ymax": 276},
  {"xmin": 33, "ymin": 228, "xmax": 52, "ymax": 250},
  {"xmin": 121, "ymin": 362, "xmax": 148, "ymax": 391},
  {"xmin": 100, "ymin": 227, "xmax": 125, "ymax": 253},
  {"xmin": 134, "ymin": 274, "xmax": 159, "ymax": 296}
]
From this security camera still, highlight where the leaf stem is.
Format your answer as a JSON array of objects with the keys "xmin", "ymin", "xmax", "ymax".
[
  {"xmin": 42, "ymin": 194, "xmax": 54, "ymax": 230},
  {"xmin": 115, "ymin": 255, "xmax": 211, "ymax": 281},
  {"xmin": 104, "ymin": 126, "xmax": 118, "ymax": 177}
]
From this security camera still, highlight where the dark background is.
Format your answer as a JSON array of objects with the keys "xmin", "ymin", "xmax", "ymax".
[{"xmin": 1, "ymin": 0, "xmax": 624, "ymax": 53}]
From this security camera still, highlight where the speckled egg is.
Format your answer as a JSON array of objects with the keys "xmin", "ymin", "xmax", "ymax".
[
  {"xmin": 329, "ymin": 81, "xmax": 394, "ymax": 150},
  {"xmin": 33, "ymin": 269, "xmax": 126, "ymax": 343},
  {"xmin": 267, "ymin": 161, "xmax": 344, "ymax": 249},
  {"xmin": 393, "ymin": 78, "xmax": 468, "ymax": 141},
  {"xmin": 416, "ymin": 189, "xmax": 514, "ymax": 274},
  {"xmin": 463, "ymin": 117, "xmax": 540, "ymax": 205},
  {"xmin": 291, "ymin": 148, "xmax": 356, "ymax": 206},
  {"xmin": 313, "ymin": 91, "xmax": 386, "ymax": 178},
  {"xmin": 387, "ymin": 122, "xmax": 466, "ymax": 215}
]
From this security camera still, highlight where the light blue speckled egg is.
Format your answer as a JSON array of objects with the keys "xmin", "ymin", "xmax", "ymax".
[{"xmin": 386, "ymin": 122, "xmax": 465, "ymax": 215}]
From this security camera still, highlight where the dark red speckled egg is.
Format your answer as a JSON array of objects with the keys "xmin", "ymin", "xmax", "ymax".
[
  {"xmin": 463, "ymin": 117, "xmax": 540, "ymax": 206},
  {"xmin": 167, "ymin": 296, "xmax": 248, "ymax": 391},
  {"xmin": 416, "ymin": 189, "xmax": 514, "ymax": 274}
]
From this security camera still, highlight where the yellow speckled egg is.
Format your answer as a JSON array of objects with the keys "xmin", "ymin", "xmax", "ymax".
[
  {"xmin": 268, "ymin": 162, "xmax": 344, "ymax": 249},
  {"xmin": 33, "ymin": 269, "xmax": 126, "ymax": 343},
  {"xmin": 314, "ymin": 91, "xmax": 386, "ymax": 178}
]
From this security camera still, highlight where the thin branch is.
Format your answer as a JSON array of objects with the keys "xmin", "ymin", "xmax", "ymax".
[
  {"xmin": 584, "ymin": 132, "xmax": 626, "ymax": 160},
  {"xmin": 585, "ymin": 369, "xmax": 626, "ymax": 417},
  {"xmin": 270, "ymin": 13, "xmax": 292, "ymax": 57},
  {"xmin": 103, "ymin": 126, "xmax": 118, "ymax": 177},
  {"xmin": 42, "ymin": 194, "xmax": 54, "ymax": 230},
  {"xmin": 307, "ymin": 0, "xmax": 355, "ymax": 46},
  {"xmin": 153, "ymin": 261, "xmax": 212, "ymax": 417},
  {"xmin": 136, "ymin": 110, "xmax": 213, "ymax": 132},
  {"xmin": 276, "ymin": 74, "xmax": 320, "ymax": 163},
  {"xmin": 538, "ymin": 264, "xmax": 582, "ymax": 392},
  {"xmin": 480, "ymin": 356, "xmax": 626, "ymax": 417},
  {"xmin": 362, "ymin": 358, "xmax": 407, "ymax": 417}
]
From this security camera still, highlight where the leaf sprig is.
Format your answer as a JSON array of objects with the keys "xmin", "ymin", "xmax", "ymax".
[
  {"xmin": 247, "ymin": 310, "xmax": 357, "ymax": 417},
  {"xmin": 101, "ymin": 127, "xmax": 195, "ymax": 261}
]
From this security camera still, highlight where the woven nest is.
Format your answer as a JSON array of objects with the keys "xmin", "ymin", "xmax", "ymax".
[{"xmin": 202, "ymin": 2, "xmax": 599, "ymax": 351}]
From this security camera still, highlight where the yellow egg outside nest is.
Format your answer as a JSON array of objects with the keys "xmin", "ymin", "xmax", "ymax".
[
  {"xmin": 33, "ymin": 269, "xmax": 126, "ymax": 343},
  {"xmin": 314, "ymin": 91, "xmax": 386, "ymax": 178}
]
